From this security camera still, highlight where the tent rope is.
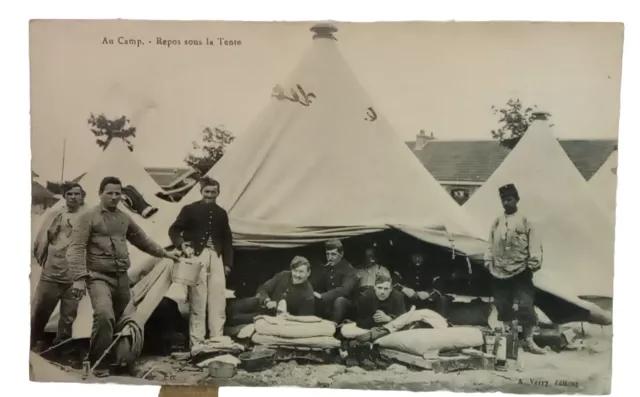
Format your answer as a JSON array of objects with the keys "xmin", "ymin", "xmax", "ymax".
[
  {"xmin": 37, "ymin": 337, "xmax": 73, "ymax": 356},
  {"xmin": 444, "ymin": 228, "xmax": 457, "ymax": 259}
]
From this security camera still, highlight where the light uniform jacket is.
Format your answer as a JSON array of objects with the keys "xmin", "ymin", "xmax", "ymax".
[
  {"xmin": 32, "ymin": 204, "xmax": 86, "ymax": 283},
  {"xmin": 484, "ymin": 211, "xmax": 543, "ymax": 280}
]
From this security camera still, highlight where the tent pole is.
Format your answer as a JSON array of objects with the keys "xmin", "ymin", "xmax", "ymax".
[
  {"xmin": 59, "ymin": 138, "xmax": 67, "ymax": 184},
  {"xmin": 89, "ymin": 333, "xmax": 123, "ymax": 374},
  {"xmin": 37, "ymin": 337, "xmax": 73, "ymax": 356}
]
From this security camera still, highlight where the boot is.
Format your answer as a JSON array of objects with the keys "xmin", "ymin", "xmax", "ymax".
[
  {"xmin": 343, "ymin": 341, "xmax": 359, "ymax": 367},
  {"xmin": 370, "ymin": 346, "xmax": 391, "ymax": 370},
  {"xmin": 522, "ymin": 326, "xmax": 546, "ymax": 355},
  {"xmin": 356, "ymin": 345, "xmax": 377, "ymax": 371}
]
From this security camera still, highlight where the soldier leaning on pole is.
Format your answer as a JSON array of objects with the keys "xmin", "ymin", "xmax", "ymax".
[{"xmin": 484, "ymin": 183, "xmax": 546, "ymax": 355}]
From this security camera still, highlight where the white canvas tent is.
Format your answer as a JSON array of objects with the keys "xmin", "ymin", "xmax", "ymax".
[
  {"xmin": 151, "ymin": 23, "xmax": 485, "ymax": 253},
  {"xmin": 464, "ymin": 118, "xmax": 615, "ymax": 300},
  {"xmin": 31, "ymin": 139, "xmax": 177, "ymax": 336},
  {"xmin": 141, "ymin": 24, "xmax": 609, "ymax": 325},
  {"xmin": 589, "ymin": 149, "xmax": 618, "ymax": 215},
  {"xmin": 31, "ymin": 139, "xmax": 169, "ymax": 240}
]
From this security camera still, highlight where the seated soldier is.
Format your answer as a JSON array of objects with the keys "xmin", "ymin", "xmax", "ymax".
[
  {"xmin": 310, "ymin": 239, "xmax": 357, "ymax": 324},
  {"xmin": 355, "ymin": 246, "xmax": 394, "ymax": 294},
  {"xmin": 394, "ymin": 251, "xmax": 449, "ymax": 315},
  {"xmin": 355, "ymin": 274, "xmax": 407, "ymax": 330},
  {"xmin": 227, "ymin": 256, "xmax": 315, "ymax": 326}
]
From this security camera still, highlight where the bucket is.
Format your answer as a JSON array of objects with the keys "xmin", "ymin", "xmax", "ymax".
[
  {"xmin": 238, "ymin": 349, "xmax": 276, "ymax": 373},
  {"xmin": 172, "ymin": 259, "xmax": 201, "ymax": 287}
]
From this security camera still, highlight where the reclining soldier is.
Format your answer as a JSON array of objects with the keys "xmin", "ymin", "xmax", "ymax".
[{"xmin": 227, "ymin": 256, "xmax": 315, "ymax": 326}]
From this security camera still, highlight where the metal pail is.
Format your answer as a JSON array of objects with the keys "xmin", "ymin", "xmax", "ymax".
[{"xmin": 172, "ymin": 259, "xmax": 201, "ymax": 287}]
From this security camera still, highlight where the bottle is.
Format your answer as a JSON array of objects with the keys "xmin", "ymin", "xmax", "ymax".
[
  {"xmin": 485, "ymin": 329, "xmax": 496, "ymax": 355},
  {"xmin": 495, "ymin": 328, "xmax": 507, "ymax": 370},
  {"xmin": 508, "ymin": 317, "xmax": 519, "ymax": 362},
  {"xmin": 82, "ymin": 360, "xmax": 91, "ymax": 377}
]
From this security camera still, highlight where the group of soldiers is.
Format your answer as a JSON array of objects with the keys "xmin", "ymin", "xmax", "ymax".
[{"xmin": 31, "ymin": 176, "xmax": 546, "ymax": 377}]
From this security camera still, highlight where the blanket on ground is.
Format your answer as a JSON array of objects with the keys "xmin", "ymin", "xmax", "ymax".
[
  {"xmin": 374, "ymin": 327, "xmax": 484, "ymax": 356},
  {"xmin": 254, "ymin": 315, "xmax": 336, "ymax": 338},
  {"xmin": 341, "ymin": 308, "xmax": 449, "ymax": 339},
  {"xmin": 251, "ymin": 333, "xmax": 341, "ymax": 349}
]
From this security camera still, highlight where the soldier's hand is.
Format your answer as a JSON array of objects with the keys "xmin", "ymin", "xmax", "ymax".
[
  {"xmin": 164, "ymin": 250, "xmax": 181, "ymax": 262},
  {"xmin": 181, "ymin": 244, "xmax": 195, "ymax": 258},
  {"xmin": 402, "ymin": 287, "xmax": 417, "ymax": 298},
  {"xmin": 70, "ymin": 279, "xmax": 86, "ymax": 300}
]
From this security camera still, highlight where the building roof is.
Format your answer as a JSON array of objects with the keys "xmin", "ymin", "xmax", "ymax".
[
  {"xmin": 144, "ymin": 167, "xmax": 192, "ymax": 187},
  {"xmin": 70, "ymin": 167, "xmax": 191, "ymax": 189},
  {"xmin": 54, "ymin": 139, "xmax": 617, "ymax": 190},
  {"xmin": 408, "ymin": 139, "xmax": 617, "ymax": 183}
]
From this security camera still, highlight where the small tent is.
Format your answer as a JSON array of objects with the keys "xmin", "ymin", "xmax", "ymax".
[
  {"xmin": 32, "ymin": 139, "xmax": 172, "ymax": 277},
  {"xmin": 464, "ymin": 117, "xmax": 615, "ymax": 301},
  {"xmin": 32, "ymin": 139, "xmax": 176, "ymax": 336},
  {"xmin": 589, "ymin": 149, "xmax": 618, "ymax": 215}
]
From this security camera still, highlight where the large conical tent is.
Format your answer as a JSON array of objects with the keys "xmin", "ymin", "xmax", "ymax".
[
  {"xmin": 157, "ymin": 23, "xmax": 484, "ymax": 252},
  {"xmin": 464, "ymin": 117, "xmax": 615, "ymax": 299},
  {"xmin": 589, "ymin": 149, "xmax": 618, "ymax": 215},
  {"xmin": 31, "ymin": 139, "xmax": 176, "ymax": 337}
]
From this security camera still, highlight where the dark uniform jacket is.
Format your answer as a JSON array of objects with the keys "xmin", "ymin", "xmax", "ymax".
[
  {"xmin": 168, "ymin": 200, "xmax": 234, "ymax": 270},
  {"xmin": 393, "ymin": 261, "xmax": 443, "ymax": 293},
  {"xmin": 256, "ymin": 271, "xmax": 315, "ymax": 316},
  {"xmin": 309, "ymin": 258, "xmax": 357, "ymax": 305},
  {"xmin": 355, "ymin": 288, "xmax": 407, "ymax": 329}
]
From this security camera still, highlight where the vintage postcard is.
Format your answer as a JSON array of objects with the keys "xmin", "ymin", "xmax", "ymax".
[{"xmin": 29, "ymin": 20, "xmax": 621, "ymax": 394}]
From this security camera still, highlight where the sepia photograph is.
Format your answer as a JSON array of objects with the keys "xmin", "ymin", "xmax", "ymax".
[{"xmin": 28, "ymin": 20, "xmax": 621, "ymax": 394}]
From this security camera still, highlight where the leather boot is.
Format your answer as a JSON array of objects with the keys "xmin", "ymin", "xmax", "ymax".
[
  {"xmin": 344, "ymin": 341, "xmax": 359, "ymax": 367},
  {"xmin": 523, "ymin": 326, "xmax": 546, "ymax": 355},
  {"xmin": 370, "ymin": 346, "xmax": 391, "ymax": 370},
  {"xmin": 356, "ymin": 344, "xmax": 377, "ymax": 371}
]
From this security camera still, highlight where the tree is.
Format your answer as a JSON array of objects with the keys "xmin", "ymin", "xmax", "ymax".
[
  {"xmin": 88, "ymin": 113, "xmax": 137, "ymax": 151},
  {"xmin": 490, "ymin": 99, "xmax": 552, "ymax": 149},
  {"xmin": 184, "ymin": 125, "xmax": 236, "ymax": 175}
]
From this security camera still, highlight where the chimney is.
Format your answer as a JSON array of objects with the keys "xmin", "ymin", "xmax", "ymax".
[
  {"xmin": 531, "ymin": 111, "xmax": 550, "ymax": 121},
  {"xmin": 310, "ymin": 23, "xmax": 338, "ymax": 40},
  {"xmin": 414, "ymin": 130, "xmax": 435, "ymax": 150}
]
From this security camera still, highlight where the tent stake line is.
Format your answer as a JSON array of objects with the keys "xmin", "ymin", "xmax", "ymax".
[{"xmin": 37, "ymin": 337, "xmax": 73, "ymax": 356}]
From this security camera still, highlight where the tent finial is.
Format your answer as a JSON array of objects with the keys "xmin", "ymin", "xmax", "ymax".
[
  {"xmin": 531, "ymin": 111, "xmax": 550, "ymax": 121},
  {"xmin": 310, "ymin": 23, "xmax": 338, "ymax": 40}
]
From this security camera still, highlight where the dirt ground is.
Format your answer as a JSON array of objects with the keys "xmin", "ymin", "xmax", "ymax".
[{"xmin": 121, "ymin": 323, "xmax": 611, "ymax": 394}]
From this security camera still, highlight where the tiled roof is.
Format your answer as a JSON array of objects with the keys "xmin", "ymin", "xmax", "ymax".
[
  {"xmin": 70, "ymin": 167, "xmax": 191, "ymax": 189},
  {"xmin": 408, "ymin": 139, "xmax": 617, "ymax": 183},
  {"xmin": 144, "ymin": 167, "xmax": 191, "ymax": 187},
  {"xmin": 560, "ymin": 140, "xmax": 618, "ymax": 180}
]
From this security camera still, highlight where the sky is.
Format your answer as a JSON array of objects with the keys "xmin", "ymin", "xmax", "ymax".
[{"xmin": 29, "ymin": 20, "xmax": 624, "ymax": 182}]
